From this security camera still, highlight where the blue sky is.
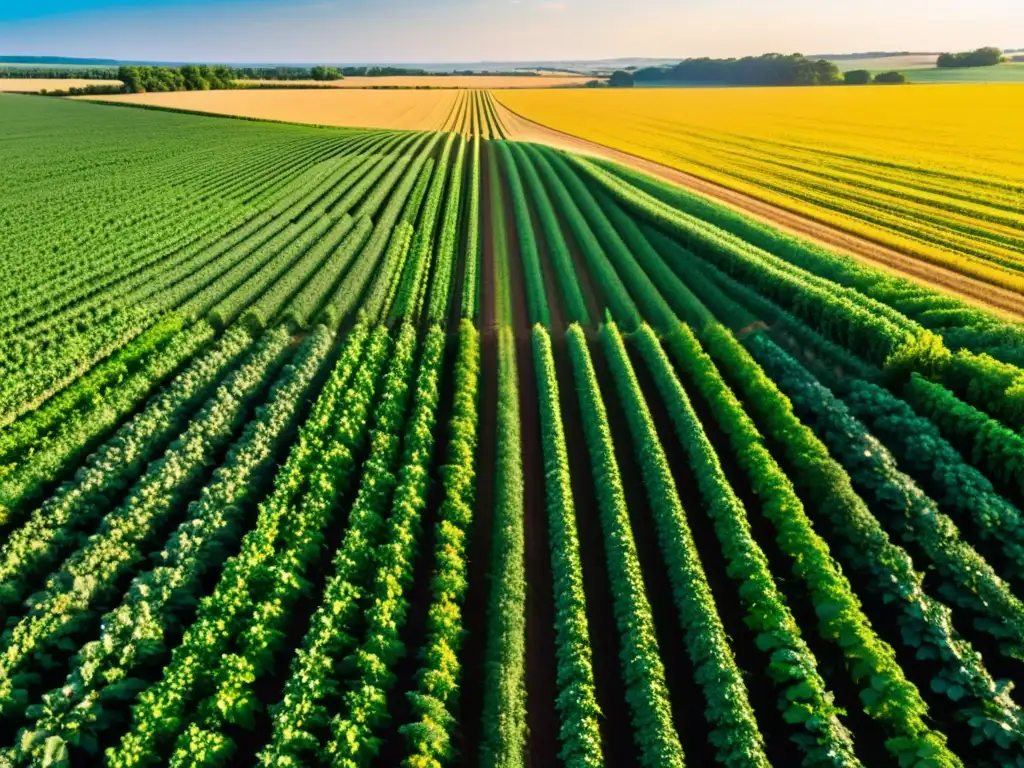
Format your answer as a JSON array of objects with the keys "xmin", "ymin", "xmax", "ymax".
[{"xmin": 1, "ymin": 0, "xmax": 1022, "ymax": 64}]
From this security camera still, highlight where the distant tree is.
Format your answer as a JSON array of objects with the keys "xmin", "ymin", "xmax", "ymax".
[
  {"xmin": 310, "ymin": 65, "xmax": 343, "ymax": 81},
  {"xmin": 937, "ymin": 47, "xmax": 1003, "ymax": 68},
  {"xmin": 874, "ymin": 70, "xmax": 908, "ymax": 84},
  {"xmin": 585, "ymin": 79, "xmax": 603, "ymax": 88},
  {"xmin": 117, "ymin": 63, "xmax": 234, "ymax": 93},
  {"xmin": 844, "ymin": 69, "xmax": 873, "ymax": 85},
  {"xmin": 608, "ymin": 70, "xmax": 634, "ymax": 87},
  {"xmin": 813, "ymin": 58, "xmax": 842, "ymax": 84}
]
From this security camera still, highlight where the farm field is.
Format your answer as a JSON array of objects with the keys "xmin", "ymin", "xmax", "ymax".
[
  {"xmin": 496, "ymin": 84, "xmax": 1024, "ymax": 295},
  {"xmin": 900, "ymin": 63, "xmax": 1024, "ymax": 83},
  {"xmin": 829, "ymin": 54, "xmax": 939, "ymax": 71},
  {"xmin": 79, "ymin": 88, "xmax": 464, "ymax": 131},
  {"xmin": 0, "ymin": 78, "xmax": 122, "ymax": 92},
  {"xmin": 3, "ymin": 89, "xmax": 1024, "ymax": 768},
  {"xmin": 238, "ymin": 74, "xmax": 602, "ymax": 88}
]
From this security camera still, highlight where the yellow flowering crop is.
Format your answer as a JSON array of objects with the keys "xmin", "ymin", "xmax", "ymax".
[{"xmin": 497, "ymin": 84, "xmax": 1024, "ymax": 292}]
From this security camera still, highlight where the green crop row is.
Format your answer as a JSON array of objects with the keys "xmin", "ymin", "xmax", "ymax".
[
  {"xmin": 399, "ymin": 320, "xmax": 480, "ymax": 767},
  {"xmin": 630, "ymin": 324, "xmax": 861, "ymax": 767},
  {"xmin": 0, "ymin": 326, "xmax": 293, "ymax": 715},
  {"xmin": 565, "ymin": 324, "xmax": 684, "ymax": 768},
  {"xmin": 107, "ymin": 324, "xmax": 390, "ymax": 767},
  {"xmin": 326, "ymin": 324, "xmax": 447, "ymax": 766},
  {"xmin": 479, "ymin": 326, "xmax": 527, "ymax": 768},
  {"xmin": 531, "ymin": 325, "xmax": 603, "ymax": 767},
  {"xmin": 12, "ymin": 324, "xmax": 335, "ymax": 766},
  {"xmin": 600, "ymin": 321, "xmax": 769, "ymax": 768}
]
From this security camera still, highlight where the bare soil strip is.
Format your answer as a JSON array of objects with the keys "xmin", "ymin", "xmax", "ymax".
[{"xmin": 494, "ymin": 100, "xmax": 1024, "ymax": 320}]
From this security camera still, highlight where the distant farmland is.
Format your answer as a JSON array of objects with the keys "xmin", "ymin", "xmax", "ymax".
[
  {"xmin": 81, "ymin": 87, "xmax": 464, "ymax": 131},
  {"xmin": 0, "ymin": 78, "xmax": 122, "ymax": 92},
  {"xmin": 239, "ymin": 74, "xmax": 603, "ymax": 88},
  {"xmin": 498, "ymin": 83, "xmax": 1024, "ymax": 295}
]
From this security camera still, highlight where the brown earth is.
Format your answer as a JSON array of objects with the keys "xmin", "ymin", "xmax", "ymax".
[{"xmin": 494, "ymin": 100, "xmax": 1024, "ymax": 320}]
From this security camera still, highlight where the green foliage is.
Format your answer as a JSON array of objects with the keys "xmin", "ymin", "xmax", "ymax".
[
  {"xmin": 841, "ymin": 377, "xmax": 1024, "ymax": 582},
  {"xmin": 634, "ymin": 53, "xmax": 841, "ymax": 85},
  {"xmin": 426, "ymin": 136, "xmax": 467, "ymax": 324},
  {"xmin": 937, "ymin": 47, "xmax": 1003, "ymax": 68},
  {"xmin": 942, "ymin": 349, "xmax": 1024, "ymax": 432},
  {"xmin": 751, "ymin": 337, "xmax": 1024, "ymax": 662},
  {"xmin": 600, "ymin": 321, "xmax": 769, "ymax": 768},
  {"xmin": 903, "ymin": 373, "xmax": 1024, "ymax": 499},
  {"xmin": 119, "ymin": 64, "xmax": 236, "ymax": 93},
  {"xmin": 844, "ymin": 69, "xmax": 873, "ymax": 84},
  {"xmin": 108, "ymin": 326, "xmax": 391, "ymax": 767},
  {"xmin": 506, "ymin": 142, "xmax": 590, "ymax": 326},
  {"xmin": 568, "ymin": 153, "xmax": 932, "ymax": 368},
  {"xmin": 462, "ymin": 137, "xmax": 482, "ymax": 321},
  {"xmin": 525, "ymin": 145, "xmax": 641, "ymax": 329},
  {"xmin": 0, "ymin": 324, "xmax": 251, "ymax": 607},
  {"xmin": 566, "ymin": 324, "xmax": 685, "ymax": 768},
  {"xmin": 310, "ymin": 65, "xmax": 343, "ymax": 81},
  {"xmin": 669, "ymin": 322, "xmax": 966, "ymax": 767},
  {"xmin": 702, "ymin": 326, "xmax": 1018, "ymax": 761},
  {"xmin": 499, "ymin": 142, "xmax": 550, "ymax": 327},
  {"xmin": 479, "ymin": 326, "xmax": 527, "ymax": 768},
  {"xmin": 874, "ymin": 71, "xmax": 907, "ymax": 84},
  {"xmin": 608, "ymin": 70, "xmax": 634, "ymax": 87},
  {"xmin": 14, "ymin": 325, "xmax": 334, "ymax": 764},
  {"xmin": 0, "ymin": 327, "xmax": 293, "ymax": 714},
  {"xmin": 532, "ymin": 326, "xmax": 603, "ymax": 767},
  {"xmin": 631, "ymin": 324, "xmax": 860, "ymax": 767},
  {"xmin": 321, "ymin": 325, "xmax": 447, "ymax": 766},
  {"xmin": 237, "ymin": 323, "xmax": 418, "ymax": 766},
  {"xmin": 542, "ymin": 147, "xmax": 674, "ymax": 331},
  {"xmin": 398, "ymin": 322, "xmax": 479, "ymax": 766}
]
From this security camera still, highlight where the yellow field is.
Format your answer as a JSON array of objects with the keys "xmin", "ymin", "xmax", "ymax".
[
  {"xmin": 238, "ymin": 75, "xmax": 600, "ymax": 89},
  {"xmin": 78, "ymin": 89, "xmax": 460, "ymax": 131},
  {"xmin": 0, "ymin": 79, "xmax": 121, "ymax": 92},
  {"xmin": 497, "ymin": 85, "xmax": 1024, "ymax": 292}
]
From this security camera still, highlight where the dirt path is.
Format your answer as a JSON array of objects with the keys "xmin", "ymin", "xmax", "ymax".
[{"xmin": 493, "ymin": 100, "xmax": 1024, "ymax": 320}]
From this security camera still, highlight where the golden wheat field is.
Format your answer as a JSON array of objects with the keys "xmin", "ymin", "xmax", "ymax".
[
  {"xmin": 78, "ymin": 88, "xmax": 461, "ymax": 131},
  {"xmin": 0, "ymin": 79, "xmax": 122, "ymax": 92},
  {"xmin": 237, "ymin": 75, "xmax": 601, "ymax": 89},
  {"xmin": 497, "ymin": 84, "xmax": 1024, "ymax": 292}
]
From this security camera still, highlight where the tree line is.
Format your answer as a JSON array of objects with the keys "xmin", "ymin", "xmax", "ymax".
[
  {"xmin": 937, "ymin": 47, "xmax": 1004, "ymax": 68},
  {"xmin": 0, "ymin": 66, "xmax": 119, "ymax": 79},
  {"xmin": 632, "ymin": 53, "xmax": 843, "ymax": 86},
  {"xmin": 843, "ymin": 70, "xmax": 907, "ymax": 85},
  {"xmin": 118, "ymin": 65, "xmax": 236, "ymax": 93}
]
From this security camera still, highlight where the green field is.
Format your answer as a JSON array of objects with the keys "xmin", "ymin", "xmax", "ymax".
[
  {"xmin": 896, "ymin": 63, "xmax": 1024, "ymax": 83},
  {"xmin": 2, "ymin": 92, "xmax": 1024, "ymax": 768}
]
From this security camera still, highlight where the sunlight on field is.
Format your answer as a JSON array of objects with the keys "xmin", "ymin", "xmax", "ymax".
[
  {"xmin": 498, "ymin": 84, "xmax": 1024, "ymax": 290},
  {"xmin": 79, "ymin": 88, "xmax": 461, "ymax": 130},
  {"xmin": 0, "ymin": 79, "xmax": 121, "ymax": 92},
  {"xmin": 237, "ymin": 75, "xmax": 601, "ymax": 89}
]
